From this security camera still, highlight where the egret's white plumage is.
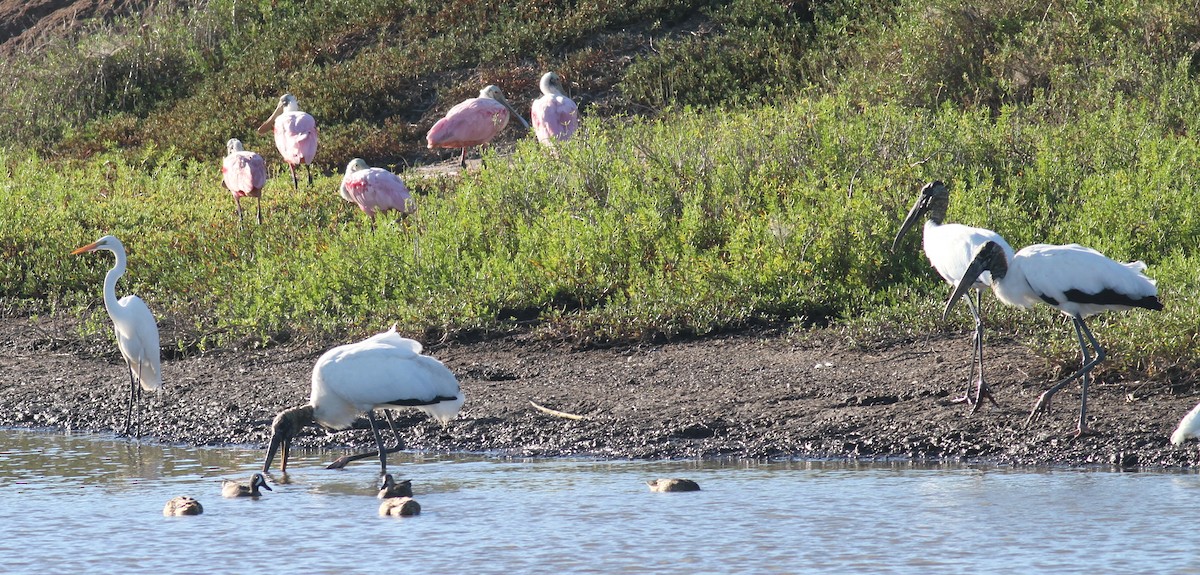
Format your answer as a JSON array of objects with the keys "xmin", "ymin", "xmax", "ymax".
[
  {"xmin": 1172, "ymin": 402, "xmax": 1200, "ymax": 445},
  {"xmin": 71, "ymin": 235, "xmax": 162, "ymax": 436},
  {"xmin": 945, "ymin": 240, "xmax": 1162, "ymax": 435},
  {"xmin": 893, "ymin": 181, "xmax": 1013, "ymax": 410},
  {"xmin": 531, "ymin": 71, "xmax": 579, "ymax": 146},
  {"xmin": 263, "ymin": 326, "xmax": 464, "ymax": 474}
]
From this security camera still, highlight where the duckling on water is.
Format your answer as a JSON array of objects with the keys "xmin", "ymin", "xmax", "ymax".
[
  {"xmin": 647, "ymin": 478, "xmax": 701, "ymax": 492},
  {"xmin": 163, "ymin": 496, "xmax": 204, "ymax": 516},
  {"xmin": 222, "ymin": 473, "xmax": 273, "ymax": 498},
  {"xmin": 378, "ymin": 474, "xmax": 413, "ymax": 499}
]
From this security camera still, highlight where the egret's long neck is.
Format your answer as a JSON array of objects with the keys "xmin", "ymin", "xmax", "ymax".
[{"xmin": 102, "ymin": 248, "xmax": 127, "ymax": 315}]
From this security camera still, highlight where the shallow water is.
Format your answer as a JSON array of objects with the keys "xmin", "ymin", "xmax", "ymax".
[{"xmin": 2, "ymin": 429, "xmax": 1199, "ymax": 574}]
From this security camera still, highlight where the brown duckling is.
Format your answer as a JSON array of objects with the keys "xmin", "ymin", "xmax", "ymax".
[
  {"xmin": 378, "ymin": 496, "xmax": 421, "ymax": 517},
  {"xmin": 222, "ymin": 472, "xmax": 273, "ymax": 498},
  {"xmin": 377, "ymin": 474, "xmax": 414, "ymax": 499},
  {"xmin": 647, "ymin": 478, "xmax": 701, "ymax": 492},
  {"xmin": 162, "ymin": 496, "xmax": 204, "ymax": 516}
]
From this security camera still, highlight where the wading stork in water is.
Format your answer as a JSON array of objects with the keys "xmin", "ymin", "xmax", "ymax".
[
  {"xmin": 262, "ymin": 326, "xmax": 464, "ymax": 475},
  {"xmin": 258, "ymin": 93, "xmax": 318, "ymax": 192},
  {"xmin": 426, "ymin": 85, "xmax": 529, "ymax": 168},
  {"xmin": 338, "ymin": 158, "xmax": 417, "ymax": 224},
  {"xmin": 892, "ymin": 181, "xmax": 1014, "ymax": 411},
  {"xmin": 71, "ymin": 235, "xmax": 162, "ymax": 437},
  {"xmin": 944, "ymin": 241, "xmax": 1162, "ymax": 436},
  {"xmin": 531, "ymin": 71, "xmax": 578, "ymax": 146},
  {"xmin": 220, "ymin": 138, "xmax": 268, "ymax": 223}
]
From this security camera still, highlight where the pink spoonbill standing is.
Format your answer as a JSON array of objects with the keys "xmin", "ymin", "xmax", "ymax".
[
  {"xmin": 338, "ymin": 158, "xmax": 417, "ymax": 224},
  {"xmin": 531, "ymin": 71, "xmax": 579, "ymax": 146},
  {"xmin": 892, "ymin": 181, "xmax": 1014, "ymax": 411},
  {"xmin": 257, "ymin": 93, "xmax": 318, "ymax": 191},
  {"xmin": 943, "ymin": 241, "xmax": 1162, "ymax": 436},
  {"xmin": 427, "ymin": 85, "xmax": 530, "ymax": 168},
  {"xmin": 220, "ymin": 138, "xmax": 268, "ymax": 223},
  {"xmin": 262, "ymin": 326, "xmax": 464, "ymax": 475},
  {"xmin": 71, "ymin": 235, "xmax": 162, "ymax": 437}
]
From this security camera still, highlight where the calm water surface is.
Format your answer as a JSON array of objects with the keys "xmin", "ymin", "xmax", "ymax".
[{"xmin": 1, "ymin": 429, "xmax": 1198, "ymax": 574}]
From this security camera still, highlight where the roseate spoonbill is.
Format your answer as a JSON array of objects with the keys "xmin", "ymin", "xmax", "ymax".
[
  {"xmin": 71, "ymin": 235, "xmax": 162, "ymax": 437},
  {"xmin": 1171, "ymin": 401, "xmax": 1200, "ymax": 447},
  {"xmin": 378, "ymin": 474, "xmax": 413, "ymax": 499},
  {"xmin": 944, "ymin": 241, "xmax": 1162, "ymax": 436},
  {"xmin": 257, "ymin": 93, "xmax": 318, "ymax": 191},
  {"xmin": 647, "ymin": 478, "xmax": 700, "ymax": 492},
  {"xmin": 162, "ymin": 496, "xmax": 204, "ymax": 516},
  {"xmin": 339, "ymin": 158, "xmax": 417, "ymax": 223},
  {"xmin": 262, "ymin": 326, "xmax": 464, "ymax": 475},
  {"xmin": 427, "ymin": 85, "xmax": 530, "ymax": 168},
  {"xmin": 221, "ymin": 138, "xmax": 268, "ymax": 223},
  {"xmin": 892, "ymin": 181, "xmax": 1014, "ymax": 411},
  {"xmin": 531, "ymin": 71, "xmax": 579, "ymax": 146},
  {"xmin": 378, "ymin": 497, "xmax": 421, "ymax": 516},
  {"xmin": 221, "ymin": 473, "xmax": 273, "ymax": 498}
]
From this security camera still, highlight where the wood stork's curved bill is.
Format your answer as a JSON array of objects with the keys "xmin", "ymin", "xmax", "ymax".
[
  {"xmin": 891, "ymin": 184, "xmax": 937, "ymax": 252},
  {"xmin": 943, "ymin": 241, "xmax": 1008, "ymax": 321}
]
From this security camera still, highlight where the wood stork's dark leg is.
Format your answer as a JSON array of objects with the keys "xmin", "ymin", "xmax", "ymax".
[
  {"xmin": 950, "ymin": 289, "xmax": 998, "ymax": 412},
  {"xmin": 1027, "ymin": 314, "xmax": 1105, "ymax": 435},
  {"xmin": 365, "ymin": 410, "xmax": 389, "ymax": 475},
  {"xmin": 382, "ymin": 410, "xmax": 403, "ymax": 449}
]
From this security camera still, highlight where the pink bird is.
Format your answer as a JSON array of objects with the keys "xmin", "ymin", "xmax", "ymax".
[
  {"xmin": 257, "ymin": 93, "xmax": 318, "ymax": 191},
  {"xmin": 339, "ymin": 158, "xmax": 416, "ymax": 224},
  {"xmin": 531, "ymin": 72, "xmax": 578, "ymax": 146},
  {"xmin": 220, "ymin": 138, "xmax": 268, "ymax": 223},
  {"xmin": 426, "ymin": 85, "xmax": 530, "ymax": 168}
]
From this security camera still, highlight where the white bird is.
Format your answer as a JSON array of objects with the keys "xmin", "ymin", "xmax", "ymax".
[
  {"xmin": 71, "ymin": 235, "xmax": 162, "ymax": 436},
  {"xmin": 1171, "ymin": 402, "xmax": 1200, "ymax": 446},
  {"xmin": 893, "ymin": 181, "xmax": 1014, "ymax": 411},
  {"xmin": 944, "ymin": 241, "xmax": 1163, "ymax": 436},
  {"xmin": 262, "ymin": 326, "xmax": 464, "ymax": 474},
  {"xmin": 531, "ymin": 71, "xmax": 579, "ymax": 146}
]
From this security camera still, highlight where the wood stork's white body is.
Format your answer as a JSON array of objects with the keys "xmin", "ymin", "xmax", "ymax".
[
  {"xmin": 945, "ymin": 240, "xmax": 1162, "ymax": 435},
  {"xmin": 71, "ymin": 235, "xmax": 161, "ymax": 436},
  {"xmin": 263, "ymin": 326, "xmax": 463, "ymax": 474},
  {"xmin": 531, "ymin": 71, "xmax": 579, "ymax": 146},
  {"xmin": 893, "ymin": 181, "xmax": 1013, "ymax": 410}
]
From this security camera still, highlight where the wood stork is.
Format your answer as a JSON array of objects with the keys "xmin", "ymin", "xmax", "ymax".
[
  {"xmin": 1170, "ymin": 401, "xmax": 1200, "ymax": 447},
  {"xmin": 426, "ymin": 85, "xmax": 530, "ymax": 168},
  {"xmin": 71, "ymin": 235, "xmax": 162, "ymax": 437},
  {"xmin": 221, "ymin": 473, "xmax": 273, "ymax": 498},
  {"xmin": 262, "ymin": 326, "xmax": 464, "ymax": 475},
  {"xmin": 892, "ymin": 181, "xmax": 1014, "ymax": 411},
  {"xmin": 944, "ymin": 241, "xmax": 1163, "ymax": 436},
  {"xmin": 221, "ymin": 138, "xmax": 268, "ymax": 223},
  {"xmin": 162, "ymin": 496, "xmax": 204, "ymax": 516},
  {"xmin": 257, "ymin": 93, "xmax": 318, "ymax": 191},
  {"xmin": 378, "ymin": 474, "xmax": 413, "ymax": 499},
  {"xmin": 531, "ymin": 71, "xmax": 579, "ymax": 146},
  {"xmin": 338, "ymin": 158, "xmax": 417, "ymax": 223}
]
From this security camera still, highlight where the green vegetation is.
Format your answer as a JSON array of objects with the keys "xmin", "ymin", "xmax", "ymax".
[{"xmin": 0, "ymin": 0, "xmax": 1197, "ymax": 381}]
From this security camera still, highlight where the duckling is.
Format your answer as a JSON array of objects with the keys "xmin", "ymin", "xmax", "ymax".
[
  {"xmin": 647, "ymin": 478, "xmax": 701, "ymax": 492},
  {"xmin": 378, "ymin": 496, "xmax": 421, "ymax": 517},
  {"xmin": 377, "ymin": 474, "xmax": 414, "ymax": 499},
  {"xmin": 162, "ymin": 496, "xmax": 204, "ymax": 516},
  {"xmin": 222, "ymin": 472, "xmax": 273, "ymax": 498}
]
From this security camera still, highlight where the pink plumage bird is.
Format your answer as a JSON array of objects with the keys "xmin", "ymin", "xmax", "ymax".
[
  {"xmin": 339, "ymin": 158, "xmax": 416, "ymax": 224},
  {"xmin": 220, "ymin": 138, "xmax": 268, "ymax": 223},
  {"xmin": 531, "ymin": 71, "xmax": 579, "ymax": 146},
  {"xmin": 257, "ymin": 93, "xmax": 318, "ymax": 191},
  {"xmin": 426, "ymin": 85, "xmax": 530, "ymax": 168}
]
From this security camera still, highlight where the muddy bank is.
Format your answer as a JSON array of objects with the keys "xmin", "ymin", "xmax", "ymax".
[{"xmin": 2, "ymin": 315, "xmax": 1198, "ymax": 470}]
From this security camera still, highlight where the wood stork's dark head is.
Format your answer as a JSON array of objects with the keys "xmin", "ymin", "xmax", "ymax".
[
  {"xmin": 942, "ymin": 240, "xmax": 1009, "ymax": 321},
  {"xmin": 263, "ymin": 405, "xmax": 315, "ymax": 473},
  {"xmin": 891, "ymin": 180, "xmax": 950, "ymax": 252}
]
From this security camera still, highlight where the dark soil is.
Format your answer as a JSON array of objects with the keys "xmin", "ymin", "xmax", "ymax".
[{"xmin": 3, "ymin": 315, "xmax": 1198, "ymax": 470}]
